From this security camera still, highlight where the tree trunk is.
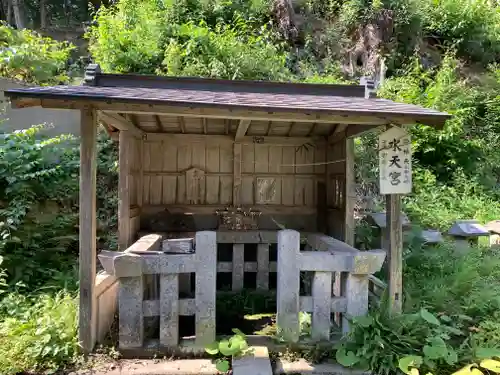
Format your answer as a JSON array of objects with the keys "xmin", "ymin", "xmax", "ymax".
[
  {"xmin": 40, "ymin": 0, "xmax": 47, "ymax": 29},
  {"xmin": 11, "ymin": 0, "xmax": 25, "ymax": 29}
]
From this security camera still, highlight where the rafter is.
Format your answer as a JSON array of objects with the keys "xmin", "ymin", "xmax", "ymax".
[
  {"xmin": 235, "ymin": 119, "xmax": 251, "ymax": 141},
  {"xmin": 99, "ymin": 111, "xmax": 144, "ymax": 137},
  {"xmin": 154, "ymin": 115, "xmax": 164, "ymax": 132},
  {"xmin": 327, "ymin": 124, "xmax": 348, "ymax": 143}
]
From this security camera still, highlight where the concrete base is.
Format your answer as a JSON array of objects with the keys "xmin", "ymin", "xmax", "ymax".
[
  {"xmin": 233, "ymin": 346, "xmax": 273, "ymax": 375},
  {"xmin": 275, "ymin": 359, "xmax": 370, "ymax": 375}
]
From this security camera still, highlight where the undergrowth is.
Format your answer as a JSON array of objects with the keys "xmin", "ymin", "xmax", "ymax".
[{"xmin": 0, "ymin": 125, "xmax": 117, "ymax": 374}]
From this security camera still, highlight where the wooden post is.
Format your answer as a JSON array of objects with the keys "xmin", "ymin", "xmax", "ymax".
[
  {"xmin": 386, "ymin": 194, "xmax": 403, "ymax": 314},
  {"xmin": 79, "ymin": 107, "xmax": 97, "ymax": 354},
  {"xmin": 344, "ymin": 137, "xmax": 355, "ymax": 246},
  {"xmin": 118, "ymin": 131, "xmax": 131, "ymax": 250},
  {"xmin": 137, "ymin": 136, "xmax": 144, "ymax": 211},
  {"xmin": 233, "ymin": 143, "xmax": 242, "ymax": 205}
]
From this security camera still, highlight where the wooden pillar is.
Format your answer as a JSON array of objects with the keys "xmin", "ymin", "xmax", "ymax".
[
  {"xmin": 118, "ymin": 131, "xmax": 131, "ymax": 250},
  {"xmin": 386, "ymin": 194, "xmax": 403, "ymax": 314},
  {"xmin": 344, "ymin": 137, "xmax": 355, "ymax": 246},
  {"xmin": 233, "ymin": 143, "xmax": 241, "ymax": 206},
  {"xmin": 79, "ymin": 107, "xmax": 97, "ymax": 354},
  {"xmin": 137, "ymin": 136, "xmax": 144, "ymax": 212}
]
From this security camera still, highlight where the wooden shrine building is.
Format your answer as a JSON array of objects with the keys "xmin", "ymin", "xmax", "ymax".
[{"xmin": 5, "ymin": 65, "xmax": 450, "ymax": 353}]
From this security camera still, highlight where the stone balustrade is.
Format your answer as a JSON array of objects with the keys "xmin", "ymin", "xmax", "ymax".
[{"xmin": 108, "ymin": 230, "xmax": 385, "ymax": 351}]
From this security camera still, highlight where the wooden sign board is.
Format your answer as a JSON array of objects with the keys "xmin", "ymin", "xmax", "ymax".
[{"xmin": 379, "ymin": 127, "xmax": 412, "ymax": 195}]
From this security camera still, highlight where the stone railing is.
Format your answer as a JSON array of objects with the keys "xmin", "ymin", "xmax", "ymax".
[
  {"xmin": 112, "ymin": 232, "xmax": 217, "ymax": 349},
  {"xmin": 104, "ymin": 230, "xmax": 385, "ymax": 350},
  {"xmin": 278, "ymin": 230, "xmax": 385, "ymax": 342},
  {"xmin": 368, "ymin": 275, "xmax": 386, "ymax": 305}
]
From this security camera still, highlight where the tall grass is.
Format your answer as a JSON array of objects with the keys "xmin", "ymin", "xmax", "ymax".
[
  {"xmin": 404, "ymin": 243, "xmax": 500, "ymax": 318},
  {"xmin": 0, "ymin": 290, "xmax": 79, "ymax": 374}
]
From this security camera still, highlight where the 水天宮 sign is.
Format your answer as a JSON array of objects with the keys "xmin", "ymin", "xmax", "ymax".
[{"xmin": 379, "ymin": 127, "xmax": 412, "ymax": 195}]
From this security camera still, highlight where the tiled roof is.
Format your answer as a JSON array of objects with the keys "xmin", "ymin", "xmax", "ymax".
[{"xmin": 4, "ymin": 65, "xmax": 451, "ymax": 127}]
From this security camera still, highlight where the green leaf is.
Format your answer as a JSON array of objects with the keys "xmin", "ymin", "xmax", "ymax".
[
  {"xmin": 399, "ymin": 355, "xmax": 423, "ymax": 374},
  {"xmin": 353, "ymin": 315, "xmax": 374, "ymax": 328},
  {"xmin": 205, "ymin": 341, "xmax": 219, "ymax": 355},
  {"xmin": 219, "ymin": 339, "xmax": 240, "ymax": 356},
  {"xmin": 232, "ymin": 328, "xmax": 246, "ymax": 339},
  {"xmin": 215, "ymin": 359, "xmax": 230, "ymax": 373},
  {"xmin": 446, "ymin": 349, "xmax": 458, "ymax": 365},
  {"xmin": 476, "ymin": 347, "xmax": 500, "ymax": 360},
  {"xmin": 336, "ymin": 348, "xmax": 360, "ymax": 367},
  {"xmin": 439, "ymin": 315, "xmax": 452, "ymax": 322},
  {"xmin": 423, "ymin": 344, "xmax": 448, "ymax": 360},
  {"xmin": 420, "ymin": 308, "xmax": 441, "ymax": 325}
]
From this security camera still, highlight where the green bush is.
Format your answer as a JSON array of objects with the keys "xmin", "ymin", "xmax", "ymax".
[
  {"xmin": 0, "ymin": 24, "xmax": 74, "ymax": 85},
  {"xmin": 88, "ymin": 0, "xmax": 286, "ymax": 79},
  {"xmin": 0, "ymin": 290, "xmax": 78, "ymax": 375},
  {"xmin": 335, "ymin": 308, "xmax": 472, "ymax": 375},
  {"xmin": 0, "ymin": 125, "xmax": 118, "ymax": 288},
  {"xmin": 404, "ymin": 244, "xmax": 500, "ymax": 318},
  {"xmin": 472, "ymin": 312, "xmax": 500, "ymax": 350}
]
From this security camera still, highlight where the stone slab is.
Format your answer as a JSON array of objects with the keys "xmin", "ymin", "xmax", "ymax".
[
  {"xmin": 275, "ymin": 359, "xmax": 371, "ymax": 375},
  {"xmin": 71, "ymin": 359, "xmax": 218, "ymax": 375},
  {"xmin": 232, "ymin": 346, "xmax": 273, "ymax": 375}
]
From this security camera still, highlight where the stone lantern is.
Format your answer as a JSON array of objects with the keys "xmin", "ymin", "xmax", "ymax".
[
  {"xmin": 368, "ymin": 211, "xmax": 411, "ymax": 250},
  {"xmin": 448, "ymin": 220, "xmax": 489, "ymax": 251}
]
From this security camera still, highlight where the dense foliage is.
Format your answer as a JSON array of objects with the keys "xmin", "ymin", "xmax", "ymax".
[
  {"xmin": 3, "ymin": 0, "xmax": 500, "ymax": 372},
  {"xmin": 0, "ymin": 24, "xmax": 74, "ymax": 84},
  {"xmin": 0, "ymin": 125, "xmax": 117, "ymax": 374}
]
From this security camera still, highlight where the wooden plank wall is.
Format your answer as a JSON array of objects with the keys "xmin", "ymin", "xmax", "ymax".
[
  {"xmin": 326, "ymin": 141, "xmax": 346, "ymax": 240},
  {"xmin": 140, "ymin": 137, "xmax": 326, "ymax": 209}
]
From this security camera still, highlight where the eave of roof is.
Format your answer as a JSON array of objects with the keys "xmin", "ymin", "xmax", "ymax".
[{"xmin": 4, "ymin": 65, "xmax": 451, "ymax": 128}]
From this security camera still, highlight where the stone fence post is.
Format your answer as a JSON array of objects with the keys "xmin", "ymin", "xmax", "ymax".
[{"xmin": 277, "ymin": 230, "xmax": 385, "ymax": 343}]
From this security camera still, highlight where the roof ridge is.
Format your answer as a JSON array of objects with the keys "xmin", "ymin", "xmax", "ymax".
[{"xmin": 82, "ymin": 64, "xmax": 368, "ymax": 98}]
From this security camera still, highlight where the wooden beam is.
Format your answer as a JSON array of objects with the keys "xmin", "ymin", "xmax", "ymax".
[
  {"xmin": 202, "ymin": 118, "xmax": 208, "ymax": 134},
  {"xmin": 386, "ymin": 194, "xmax": 403, "ymax": 314},
  {"xmin": 265, "ymin": 121, "xmax": 272, "ymax": 136},
  {"xmin": 328, "ymin": 124, "xmax": 379, "ymax": 144},
  {"xmin": 307, "ymin": 123, "xmax": 317, "ymax": 137},
  {"xmin": 224, "ymin": 119, "xmax": 230, "ymax": 135},
  {"xmin": 79, "ymin": 107, "xmax": 97, "ymax": 354},
  {"xmin": 9, "ymin": 97, "xmax": 41, "ymax": 108},
  {"xmin": 39, "ymin": 99, "xmax": 421, "ymax": 125},
  {"xmin": 328, "ymin": 124, "xmax": 347, "ymax": 143},
  {"xmin": 98, "ymin": 111, "xmax": 144, "ymax": 137},
  {"xmin": 178, "ymin": 116, "xmax": 186, "ymax": 133},
  {"xmin": 233, "ymin": 143, "xmax": 242, "ymax": 205},
  {"xmin": 141, "ymin": 204, "xmax": 317, "ymax": 216},
  {"xmin": 235, "ymin": 119, "xmax": 251, "ymax": 141},
  {"xmin": 344, "ymin": 138, "xmax": 355, "ymax": 246},
  {"xmin": 144, "ymin": 133, "xmax": 325, "ymax": 146},
  {"xmin": 287, "ymin": 122, "xmax": 296, "ymax": 137},
  {"xmin": 118, "ymin": 131, "xmax": 131, "ymax": 250},
  {"xmin": 154, "ymin": 115, "xmax": 164, "ymax": 132}
]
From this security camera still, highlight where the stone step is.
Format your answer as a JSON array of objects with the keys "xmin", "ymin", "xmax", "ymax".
[
  {"xmin": 70, "ymin": 359, "xmax": 218, "ymax": 375},
  {"xmin": 274, "ymin": 359, "xmax": 371, "ymax": 375},
  {"xmin": 233, "ymin": 345, "xmax": 273, "ymax": 375}
]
